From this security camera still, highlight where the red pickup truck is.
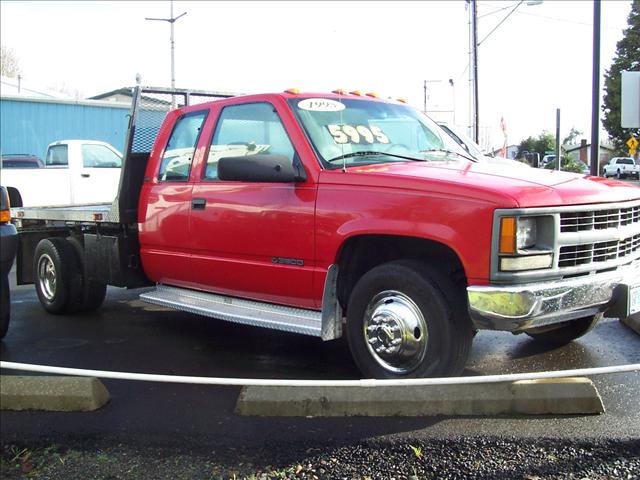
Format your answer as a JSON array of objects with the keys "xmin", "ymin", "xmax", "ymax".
[{"xmin": 11, "ymin": 87, "xmax": 640, "ymax": 378}]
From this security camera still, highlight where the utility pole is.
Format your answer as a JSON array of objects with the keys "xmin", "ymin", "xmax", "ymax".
[
  {"xmin": 468, "ymin": 0, "xmax": 542, "ymax": 143},
  {"xmin": 555, "ymin": 108, "xmax": 561, "ymax": 171},
  {"xmin": 590, "ymin": 0, "xmax": 601, "ymax": 176},
  {"xmin": 470, "ymin": 0, "xmax": 479, "ymax": 142},
  {"xmin": 146, "ymin": 0, "xmax": 187, "ymax": 89}
]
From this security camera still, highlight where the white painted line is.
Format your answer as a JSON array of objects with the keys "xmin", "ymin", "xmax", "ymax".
[{"xmin": 1, "ymin": 361, "xmax": 639, "ymax": 387}]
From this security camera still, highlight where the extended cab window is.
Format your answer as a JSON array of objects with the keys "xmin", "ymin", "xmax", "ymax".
[
  {"xmin": 158, "ymin": 111, "xmax": 207, "ymax": 181},
  {"xmin": 204, "ymin": 103, "xmax": 295, "ymax": 180},
  {"xmin": 45, "ymin": 145, "xmax": 68, "ymax": 167},
  {"xmin": 81, "ymin": 144, "xmax": 122, "ymax": 168}
]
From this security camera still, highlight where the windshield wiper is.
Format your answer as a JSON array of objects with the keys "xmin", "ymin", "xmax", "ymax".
[
  {"xmin": 420, "ymin": 148, "xmax": 476, "ymax": 162},
  {"xmin": 327, "ymin": 150, "xmax": 425, "ymax": 164}
]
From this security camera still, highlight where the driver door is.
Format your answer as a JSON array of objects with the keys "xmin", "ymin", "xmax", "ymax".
[{"xmin": 190, "ymin": 101, "xmax": 316, "ymax": 308}]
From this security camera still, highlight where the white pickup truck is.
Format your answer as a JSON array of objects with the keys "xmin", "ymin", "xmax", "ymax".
[
  {"xmin": 603, "ymin": 157, "xmax": 640, "ymax": 180},
  {"xmin": 0, "ymin": 140, "xmax": 122, "ymax": 207}
]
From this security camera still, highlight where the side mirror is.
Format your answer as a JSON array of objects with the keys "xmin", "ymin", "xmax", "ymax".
[{"xmin": 218, "ymin": 154, "xmax": 306, "ymax": 183}]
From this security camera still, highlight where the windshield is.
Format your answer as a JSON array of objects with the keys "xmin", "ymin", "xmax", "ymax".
[{"xmin": 288, "ymin": 97, "xmax": 471, "ymax": 169}]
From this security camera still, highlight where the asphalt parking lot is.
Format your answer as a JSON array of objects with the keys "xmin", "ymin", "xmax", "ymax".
[
  {"xmin": 1, "ymin": 177, "xmax": 639, "ymax": 480},
  {"xmin": 1, "ymin": 263, "xmax": 639, "ymax": 478}
]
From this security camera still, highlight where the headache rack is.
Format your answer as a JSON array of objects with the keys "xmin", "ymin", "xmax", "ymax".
[{"xmin": 11, "ymin": 86, "xmax": 236, "ymax": 225}]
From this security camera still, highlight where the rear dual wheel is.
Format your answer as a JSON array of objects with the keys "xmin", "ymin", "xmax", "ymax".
[
  {"xmin": 346, "ymin": 260, "xmax": 474, "ymax": 379},
  {"xmin": 34, "ymin": 237, "xmax": 106, "ymax": 314}
]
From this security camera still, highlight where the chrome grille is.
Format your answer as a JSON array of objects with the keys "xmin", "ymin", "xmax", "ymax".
[
  {"xmin": 559, "ymin": 233, "xmax": 640, "ymax": 268},
  {"xmin": 560, "ymin": 204, "xmax": 640, "ymax": 232}
]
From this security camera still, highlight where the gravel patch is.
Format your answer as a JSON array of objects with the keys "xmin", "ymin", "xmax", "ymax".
[{"xmin": 1, "ymin": 436, "xmax": 638, "ymax": 479}]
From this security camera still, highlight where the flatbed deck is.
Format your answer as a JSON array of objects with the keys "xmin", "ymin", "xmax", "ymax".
[{"xmin": 12, "ymin": 202, "xmax": 118, "ymax": 224}]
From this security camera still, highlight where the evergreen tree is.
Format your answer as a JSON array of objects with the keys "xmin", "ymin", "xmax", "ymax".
[{"xmin": 602, "ymin": 0, "xmax": 640, "ymax": 153}]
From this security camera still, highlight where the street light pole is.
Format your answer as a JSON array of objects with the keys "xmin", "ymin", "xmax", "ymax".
[{"xmin": 146, "ymin": 0, "xmax": 187, "ymax": 89}]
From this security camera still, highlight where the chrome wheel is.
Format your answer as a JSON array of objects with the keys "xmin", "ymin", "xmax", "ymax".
[
  {"xmin": 37, "ymin": 253, "xmax": 57, "ymax": 301},
  {"xmin": 363, "ymin": 290, "xmax": 428, "ymax": 374}
]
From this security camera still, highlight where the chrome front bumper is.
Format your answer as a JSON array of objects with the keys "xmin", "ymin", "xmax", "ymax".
[{"xmin": 467, "ymin": 259, "xmax": 640, "ymax": 332}]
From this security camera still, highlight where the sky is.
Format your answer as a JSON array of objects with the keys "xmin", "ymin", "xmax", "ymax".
[{"xmin": 0, "ymin": 0, "xmax": 634, "ymax": 151}]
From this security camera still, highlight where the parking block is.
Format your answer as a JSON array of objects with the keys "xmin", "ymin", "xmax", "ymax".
[
  {"xmin": 0, "ymin": 376, "xmax": 110, "ymax": 412},
  {"xmin": 235, "ymin": 377, "xmax": 604, "ymax": 417}
]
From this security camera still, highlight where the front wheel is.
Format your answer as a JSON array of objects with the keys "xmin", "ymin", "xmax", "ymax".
[
  {"xmin": 346, "ymin": 260, "xmax": 473, "ymax": 379},
  {"xmin": 525, "ymin": 313, "xmax": 603, "ymax": 345}
]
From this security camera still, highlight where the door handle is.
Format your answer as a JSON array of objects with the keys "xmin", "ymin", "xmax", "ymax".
[
  {"xmin": 81, "ymin": 173, "xmax": 90, "ymax": 178},
  {"xmin": 192, "ymin": 198, "xmax": 206, "ymax": 210}
]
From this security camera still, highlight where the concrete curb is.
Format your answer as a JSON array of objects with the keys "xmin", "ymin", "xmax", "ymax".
[
  {"xmin": 622, "ymin": 315, "xmax": 640, "ymax": 335},
  {"xmin": 0, "ymin": 376, "xmax": 110, "ymax": 412},
  {"xmin": 235, "ymin": 377, "xmax": 604, "ymax": 417}
]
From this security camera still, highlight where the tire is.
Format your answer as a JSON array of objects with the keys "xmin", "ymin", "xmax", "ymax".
[
  {"xmin": 616, "ymin": 169, "xmax": 621, "ymax": 179},
  {"xmin": 0, "ymin": 275, "xmax": 9, "ymax": 339},
  {"xmin": 345, "ymin": 260, "xmax": 474, "ymax": 379},
  {"xmin": 67, "ymin": 237, "xmax": 107, "ymax": 311},
  {"xmin": 525, "ymin": 313, "xmax": 603, "ymax": 345},
  {"xmin": 34, "ymin": 238, "xmax": 83, "ymax": 314}
]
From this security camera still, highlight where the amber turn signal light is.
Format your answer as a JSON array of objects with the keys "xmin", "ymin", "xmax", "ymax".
[{"xmin": 499, "ymin": 217, "xmax": 516, "ymax": 254}]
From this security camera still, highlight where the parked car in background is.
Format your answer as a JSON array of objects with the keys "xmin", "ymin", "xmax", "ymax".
[
  {"xmin": 603, "ymin": 157, "xmax": 640, "ymax": 179},
  {"xmin": 0, "ymin": 154, "xmax": 44, "ymax": 169},
  {"xmin": 0, "ymin": 140, "xmax": 122, "ymax": 207},
  {"xmin": 437, "ymin": 122, "xmax": 529, "ymax": 169},
  {"xmin": 0, "ymin": 186, "xmax": 17, "ymax": 338},
  {"xmin": 541, "ymin": 154, "xmax": 555, "ymax": 168}
]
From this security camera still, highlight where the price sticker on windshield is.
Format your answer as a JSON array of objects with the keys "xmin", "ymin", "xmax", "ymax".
[{"xmin": 326, "ymin": 124, "xmax": 390, "ymax": 145}]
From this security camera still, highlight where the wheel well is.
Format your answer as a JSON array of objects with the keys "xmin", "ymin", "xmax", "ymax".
[{"xmin": 335, "ymin": 235, "xmax": 467, "ymax": 310}]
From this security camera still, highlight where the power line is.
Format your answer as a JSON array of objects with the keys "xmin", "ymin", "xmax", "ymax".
[{"xmin": 479, "ymin": 3, "xmax": 626, "ymax": 30}]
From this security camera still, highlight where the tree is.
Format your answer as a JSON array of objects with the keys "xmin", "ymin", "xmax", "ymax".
[
  {"xmin": 517, "ymin": 131, "xmax": 555, "ymax": 160},
  {"xmin": 0, "ymin": 45, "xmax": 21, "ymax": 78},
  {"xmin": 542, "ymin": 156, "xmax": 586, "ymax": 174},
  {"xmin": 562, "ymin": 127, "xmax": 582, "ymax": 146},
  {"xmin": 602, "ymin": 0, "xmax": 640, "ymax": 153}
]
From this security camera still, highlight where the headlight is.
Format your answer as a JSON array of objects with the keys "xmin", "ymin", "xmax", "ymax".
[
  {"xmin": 499, "ymin": 216, "xmax": 543, "ymax": 253},
  {"xmin": 498, "ymin": 215, "xmax": 554, "ymax": 271},
  {"xmin": 516, "ymin": 217, "xmax": 537, "ymax": 250}
]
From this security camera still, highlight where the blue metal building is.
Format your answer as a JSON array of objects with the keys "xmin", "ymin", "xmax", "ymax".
[{"xmin": 0, "ymin": 96, "xmax": 130, "ymax": 158}]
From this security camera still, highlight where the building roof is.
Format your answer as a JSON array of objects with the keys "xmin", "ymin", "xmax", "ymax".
[
  {"xmin": 0, "ymin": 75, "xmax": 73, "ymax": 100},
  {"xmin": 88, "ymin": 88, "xmax": 133, "ymax": 101},
  {"xmin": 564, "ymin": 142, "xmax": 615, "ymax": 152}
]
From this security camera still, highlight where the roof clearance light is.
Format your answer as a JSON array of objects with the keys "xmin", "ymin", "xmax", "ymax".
[
  {"xmin": 396, "ymin": 97, "xmax": 408, "ymax": 103},
  {"xmin": 284, "ymin": 88, "xmax": 300, "ymax": 94},
  {"xmin": 366, "ymin": 92, "xmax": 379, "ymax": 98},
  {"xmin": 349, "ymin": 90, "xmax": 363, "ymax": 96},
  {"xmin": 332, "ymin": 89, "xmax": 347, "ymax": 95}
]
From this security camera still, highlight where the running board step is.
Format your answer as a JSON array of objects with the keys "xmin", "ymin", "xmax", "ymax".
[{"xmin": 139, "ymin": 284, "xmax": 325, "ymax": 338}]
